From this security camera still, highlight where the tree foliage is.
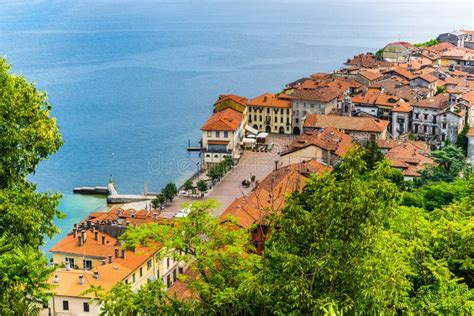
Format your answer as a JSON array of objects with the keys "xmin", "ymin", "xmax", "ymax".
[
  {"xmin": 161, "ymin": 182, "xmax": 178, "ymax": 202},
  {"xmin": 0, "ymin": 57, "xmax": 63, "ymax": 314},
  {"xmin": 99, "ymin": 147, "xmax": 473, "ymax": 314}
]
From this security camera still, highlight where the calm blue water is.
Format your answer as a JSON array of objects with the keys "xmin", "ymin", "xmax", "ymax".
[{"xmin": 1, "ymin": 0, "xmax": 472, "ymax": 253}]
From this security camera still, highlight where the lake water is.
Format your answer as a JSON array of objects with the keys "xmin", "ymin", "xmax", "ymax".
[{"xmin": 1, "ymin": 0, "xmax": 472, "ymax": 253}]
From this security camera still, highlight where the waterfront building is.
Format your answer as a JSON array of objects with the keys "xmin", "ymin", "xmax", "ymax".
[
  {"xmin": 437, "ymin": 30, "xmax": 472, "ymax": 47},
  {"xmin": 303, "ymin": 114, "xmax": 389, "ymax": 142},
  {"xmin": 46, "ymin": 215, "xmax": 184, "ymax": 315},
  {"xmin": 201, "ymin": 108, "xmax": 245, "ymax": 169},
  {"xmin": 246, "ymin": 93, "xmax": 292, "ymax": 134}
]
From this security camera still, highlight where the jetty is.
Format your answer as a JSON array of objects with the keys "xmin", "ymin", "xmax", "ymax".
[{"xmin": 72, "ymin": 186, "xmax": 109, "ymax": 195}]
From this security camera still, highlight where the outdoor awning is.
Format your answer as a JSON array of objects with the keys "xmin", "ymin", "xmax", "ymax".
[
  {"xmin": 256, "ymin": 132, "xmax": 269, "ymax": 138},
  {"xmin": 242, "ymin": 138, "xmax": 256, "ymax": 144},
  {"xmin": 245, "ymin": 125, "xmax": 258, "ymax": 135}
]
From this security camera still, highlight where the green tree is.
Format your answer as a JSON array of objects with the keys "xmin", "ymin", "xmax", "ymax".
[
  {"xmin": 0, "ymin": 57, "xmax": 63, "ymax": 314},
  {"xmin": 261, "ymin": 147, "xmax": 406, "ymax": 314},
  {"xmin": 421, "ymin": 144, "xmax": 466, "ymax": 182},
  {"xmin": 161, "ymin": 182, "xmax": 178, "ymax": 202},
  {"xmin": 196, "ymin": 179, "xmax": 208, "ymax": 197},
  {"xmin": 119, "ymin": 200, "xmax": 261, "ymax": 314},
  {"xmin": 206, "ymin": 165, "xmax": 222, "ymax": 184},
  {"xmin": 183, "ymin": 179, "xmax": 194, "ymax": 197},
  {"xmin": 361, "ymin": 140, "xmax": 385, "ymax": 170},
  {"xmin": 151, "ymin": 193, "xmax": 166, "ymax": 210}
]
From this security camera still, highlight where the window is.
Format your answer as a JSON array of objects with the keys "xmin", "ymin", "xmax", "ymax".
[
  {"xmin": 173, "ymin": 269, "xmax": 177, "ymax": 282},
  {"xmin": 207, "ymin": 131, "xmax": 211, "ymax": 137},
  {"xmin": 83, "ymin": 302, "xmax": 90, "ymax": 312},
  {"xmin": 254, "ymin": 115, "xmax": 257, "ymax": 121},
  {"xmin": 424, "ymin": 114, "xmax": 428, "ymax": 120},
  {"xmin": 125, "ymin": 279, "xmax": 128, "ymax": 284},
  {"xmin": 274, "ymin": 116, "xmax": 277, "ymax": 123},
  {"xmin": 280, "ymin": 117, "xmax": 283, "ymax": 123},
  {"xmin": 147, "ymin": 259, "xmax": 152, "ymax": 271},
  {"xmin": 65, "ymin": 257, "xmax": 75, "ymax": 268},
  {"xmin": 132, "ymin": 273, "xmax": 136, "ymax": 283},
  {"xmin": 443, "ymin": 123, "xmax": 447, "ymax": 128},
  {"xmin": 140, "ymin": 267, "xmax": 143, "ymax": 277},
  {"xmin": 215, "ymin": 131, "xmax": 220, "ymax": 138},
  {"xmin": 167, "ymin": 275, "xmax": 171, "ymax": 288},
  {"xmin": 62, "ymin": 301, "xmax": 69, "ymax": 311},
  {"xmin": 179, "ymin": 267, "xmax": 184, "ymax": 274},
  {"xmin": 167, "ymin": 258, "xmax": 170, "ymax": 269},
  {"xmin": 83, "ymin": 260, "xmax": 92, "ymax": 270},
  {"xmin": 223, "ymin": 131, "xmax": 228, "ymax": 138},
  {"xmin": 415, "ymin": 113, "xmax": 419, "ymax": 119},
  {"xmin": 157, "ymin": 268, "xmax": 160, "ymax": 278}
]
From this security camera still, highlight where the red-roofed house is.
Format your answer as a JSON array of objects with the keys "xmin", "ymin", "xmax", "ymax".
[
  {"xmin": 247, "ymin": 93, "xmax": 292, "ymax": 134},
  {"xmin": 201, "ymin": 108, "xmax": 245, "ymax": 169}
]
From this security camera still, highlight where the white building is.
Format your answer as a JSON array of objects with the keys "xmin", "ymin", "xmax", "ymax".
[{"xmin": 201, "ymin": 108, "xmax": 245, "ymax": 169}]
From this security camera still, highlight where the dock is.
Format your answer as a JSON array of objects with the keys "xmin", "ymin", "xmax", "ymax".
[
  {"xmin": 187, "ymin": 146, "xmax": 202, "ymax": 152},
  {"xmin": 73, "ymin": 186, "xmax": 109, "ymax": 195}
]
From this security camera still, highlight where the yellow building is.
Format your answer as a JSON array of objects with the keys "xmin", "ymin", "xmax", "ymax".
[
  {"xmin": 213, "ymin": 94, "xmax": 248, "ymax": 114},
  {"xmin": 247, "ymin": 93, "xmax": 292, "ymax": 134},
  {"xmin": 46, "ymin": 222, "xmax": 184, "ymax": 315}
]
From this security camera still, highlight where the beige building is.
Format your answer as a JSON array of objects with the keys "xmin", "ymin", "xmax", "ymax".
[
  {"xmin": 46, "ymin": 217, "xmax": 183, "ymax": 315},
  {"xmin": 201, "ymin": 108, "xmax": 245, "ymax": 169},
  {"xmin": 382, "ymin": 42, "xmax": 413, "ymax": 62},
  {"xmin": 303, "ymin": 114, "xmax": 389, "ymax": 142},
  {"xmin": 280, "ymin": 127, "xmax": 353, "ymax": 167},
  {"xmin": 247, "ymin": 93, "xmax": 292, "ymax": 134}
]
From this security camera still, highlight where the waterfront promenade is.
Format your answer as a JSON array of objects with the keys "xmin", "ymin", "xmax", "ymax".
[{"xmin": 119, "ymin": 135, "xmax": 294, "ymax": 217}]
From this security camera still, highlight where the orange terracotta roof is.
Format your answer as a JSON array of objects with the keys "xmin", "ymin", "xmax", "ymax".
[
  {"xmin": 214, "ymin": 94, "xmax": 248, "ymax": 107},
  {"xmin": 384, "ymin": 143, "xmax": 434, "ymax": 177},
  {"xmin": 248, "ymin": 93, "xmax": 291, "ymax": 108},
  {"xmin": 219, "ymin": 160, "xmax": 331, "ymax": 229},
  {"xmin": 208, "ymin": 140, "xmax": 230, "ymax": 145},
  {"xmin": 414, "ymin": 73, "xmax": 437, "ymax": 83},
  {"xmin": 392, "ymin": 101, "xmax": 413, "ymax": 113},
  {"xmin": 376, "ymin": 139, "xmax": 428, "ymax": 151},
  {"xmin": 291, "ymin": 86, "xmax": 340, "ymax": 103},
  {"xmin": 461, "ymin": 91, "xmax": 474, "ymax": 105},
  {"xmin": 304, "ymin": 114, "xmax": 389, "ymax": 133},
  {"xmin": 281, "ymin": 127, "xmax": 354, "ymax": 157},
  {"xmin": 351, "ymin": 89, "xmax": 381, "ymax": 104},
  {"xmin": 392, "ymin": 66, "xmax": 415, "ymax": 80},
  {"xmin": 413, "ymin": 93, "xmax": 449, "ymax": 109},
  {"xmin": 359, "ymin": 69, "xmax": 383, "ymax": 81},
  {"xmin": 201, "ymin": 108, "xmax": 244, "ymax": 131}
]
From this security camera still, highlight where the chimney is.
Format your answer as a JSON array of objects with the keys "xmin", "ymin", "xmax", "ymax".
[
  {"xmin": 108, "ymin": 255, "xmax": 113, "ymax": 263},
  {"xmin": 72, "ymin": 227, "xmax": 77, "ymax": 238},
  {"xmin": 79, "ymin": 275, "xmax": 84, "ymax": 285},
  {"xmin": 93, "ymin": 270, "xmax": 99, "ymax": 279},
  {"xmin": 101, "ymin": 235, "xmax": 106, "ymax": 245},
  {"xmin": 114, "ymin": 247, "xmax": 119, "ymax": 258},
  {"xmin": 74, "ymin": 223, "xmax": 78, "ymax": 229},
  {"xmin": 92, "ymin": 225, "xmax": 96, "ymax": 234},
  {"xmin": 94, "ymin": 230, "xmax": 99, "ymax": 241},
  {"xmin": 101, "ymin": 259, "xmax": 106, "ymax": 265},
  {"xmin": 78, "ymin": 235, "xmax": 83, "ymax": 246},
  {"xmin": 121, "ymin": 249, "xmax": 126, "ymax": 259},
  {"xmin": 54, "ymin": 275, "xmax": 59, "ymax": 283},
  {"xmin": 274, "ymin": 160, "xmax": 279, "ymax": 171}
]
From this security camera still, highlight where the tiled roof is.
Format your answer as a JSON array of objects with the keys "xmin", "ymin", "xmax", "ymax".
[
  {"xmin": 413, "ymin": 93, "xmax": 449, "ymax": 109},
  {"xmin": 214, "ymin": 94, "xmax": 248, "ymax": 107},
  {"xmin": 359, "ymin": 69, "xmax": 383, "ymax": 81},
  {"xmin": 201, "ymin": 108, "xmax": 244, "ymax": 131},
  {"xmin": 248, "ymin": 93, "xmax": 291, "ymax": 108},
  {"xmin": 219, "ymin": 160, "xmax": 331, "ymax": 229},
  {"xmin": 304, "ymin": 114, "xmax": 389, "ymax": 133},
  {"xmin": 291, "ymin": 86, "xmax": 340, "ymax": 103},
  {"xmin": 376, "ymin": 139, "xmax": 428, "ymax": 151},
  {"xmin": 281, "ymin": 127, "xmax": 354, "ymax": 157},
  {"xmin": 384, "ymin": 143, "xmax": 434, "ymax": 177}
]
